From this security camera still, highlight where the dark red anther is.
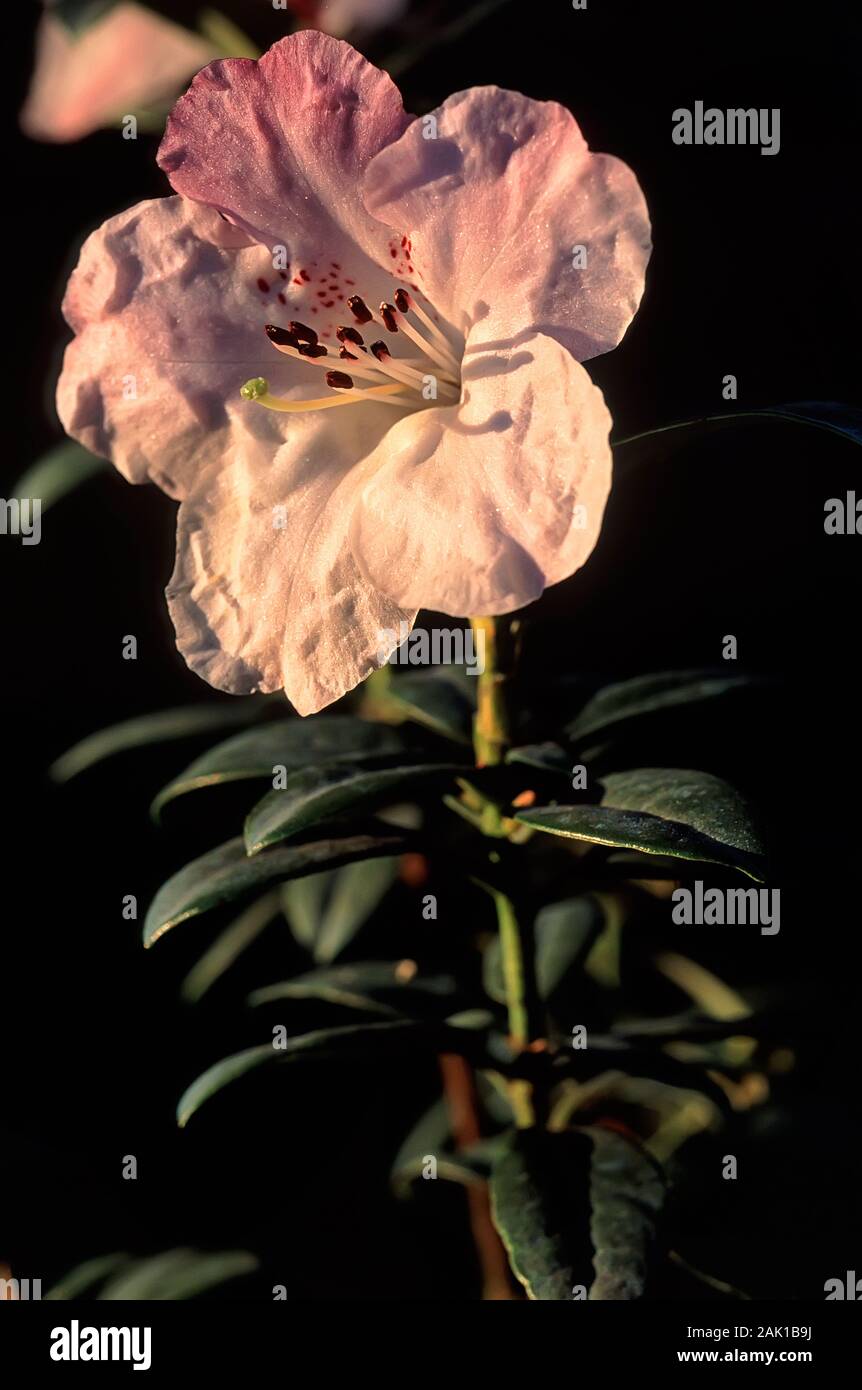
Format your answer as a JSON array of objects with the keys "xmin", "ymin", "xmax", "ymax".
[
  {"xmin": 394, "ymin": 288, "xmax": 411, "ymax": 314},
  {"xmin": 369, "ymin": 340, "xmax": 390, "ymax": 361},
  {"xmin": 339, "ymin": 346, "xmax": 358, "ymax": 361},
  {"xmin": 265, "ymin": 323, "xmax": 299, "ymax": 348},
  {"xmin": 380, "ymin": 303, "xmax": 398, "ymax": 333},
  {"xmin": 299, "ymin": 343, "xmax": 328, "ymax": 358},
  {"xmin": 289, "ymin": 320, "xmax": 318, "ymax": 345},
  {"xmin": 347, "ymin": 295, "xmax": 373, "ymax": 325},
  {"xmin": 326, "ymin": 370, "xmax": 354, "ymax": 390},
  {"xmin": 336, "ymin": 325, "xmax": 365, "ymax": 348}
]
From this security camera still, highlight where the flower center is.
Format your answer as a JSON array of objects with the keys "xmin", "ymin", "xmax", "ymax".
[{"xmin": 240, "ymin": 288, "xmax": 462, "ymax": 415}]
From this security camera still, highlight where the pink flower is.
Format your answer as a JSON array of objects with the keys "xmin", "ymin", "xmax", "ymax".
[
  {"xmin": 21, "ymin": 2, "xmax": 217, "ymax": 143},
  {"xmin": 57, "ymin": 33, "xmax": 650, "ymax": 714}
]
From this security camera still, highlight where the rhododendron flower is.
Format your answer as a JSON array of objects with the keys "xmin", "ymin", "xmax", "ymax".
[
  {"xmin": 57, "ymin": 33, "xmax": 650, "ymax": 714},
  {"xmin": 22, "ymin": 2, "xmax": 217, "ymax": 143}
]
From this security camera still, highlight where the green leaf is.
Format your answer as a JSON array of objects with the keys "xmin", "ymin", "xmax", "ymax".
[
  {"xmin": 44, "ymin": 1253, "xmax": 131, "ymax": 1301},
  {"xmin": 505, "ymin": 742, "xmax": 572, "ymax": 775},
  {"xmin": 516, "ymin": 768, "xmax": 765, "ymax": 880},
  {"xmin": 151, "ymin": 716, "xmax": 410, "ymax": 817},
  {"xmin": 368, "ymin": 671, "xmax": 475, "ymax": 745},
  {"xmin": 280, "ymin": 873, "xmax": 334, "ymax": 952},
  {"xmin": 393, "ymin": 1136, "xmax": 506, "ymax": 1196},
  {"xmin": 144, "ymin": 833, "xmax": 405, "ymax": 947},
  {"xmin": 490, "ymin": 1128, "xmax": 665, "ymax": 1301},
  {"xmin": 98, "ymin": 1249, "xmax": 257, "ymax": 1300},
  {"xmin": 614, "ymin": 401, "xmax": 862, "ymax": 475},
  {"xmin": 177, "ymin": 1020, "xmax": 429, "ymax": 1127},
  {"xmin": 181, "ymin": 890, "xmax": 284, "ymax": 1003},
  {"xmin": 484, "ymin": 895, "xmax": 605, "ymax": 1005},
  {"xmin": 313, "ymin": 856, "xmax": 400, "ymax": 963},
  {"xmin": 50, "ymin": 702, "xmax": 268, "ymax": 783},
  {"xmin": 567, "ymin": 670, "xmax": 760, "ymax": 745},
  {"xmin": 244, "ymin": 763, "xmax": 464, "ymax": 854},
  {"xmin": 249, "ymin": 962, "xmax": 458, "ymax": 1017},
  {"xmin": 12, "ymin": 440, "xmax": 107, "ymax": 511}
]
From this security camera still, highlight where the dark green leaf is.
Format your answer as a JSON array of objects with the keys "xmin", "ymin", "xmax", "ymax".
[
  {"xmin": 98, "ymin": 1249, "xmax": 257, "ymax": 1300},
  {"xmin": 244, "ymin": 763, "xmax": 464, "ymax": 854},
  {"xmin": 516, "ymin": 768, "xmax": 765, "ymax": 880},
  {"xmin": 181, "ymin": 890, "xmax": 284, "ymax": 1003},
  {"xmin": 12, "ymin": 439, "xmax": 107, "ymax": 511},
  {"xmin": 614, "ymin": 401, "xmax": 862, "ymax": 475},
  {"xmin": 490, "ymin": 1127, "xmax": 665, "ymax": 1300},
  {"xmin": 484, "ymin": 895, "xmax": 605, "ymax": 1005},
  {"xmin": 44, "ymin": 1253, "xmax": 131, "ymax": 1301},
  {"xmin": 177, "ymin": 1020, "xmax": 429, "ymax": 1127},
  {"xmin": 51, "ymin": 702, "xmax": 268, "ymax": 783},
  {"xmin": 313, "ymin": 856, "xmax": 399, "ymax": 963},
  {"xmin": 369, "ymin": 671, "xmax": 475, "ymax": 745},
  {"xmin": 567, "ymin": 670, "xmax": 760, "ymax": 745},
  {"xmin": 144, "ymin": 833, "xmax": 405, "ymax": 947},
  {"xmin": 393, "ymin": 1136, "xmax": 506, "ymax": 1196},
  {"xmin": 249, "ymin": 961, "xmax": 458, "ymax": 1017},
  {"xmin": 505, "ymin": 742, "xmax": 572, "ymax": 775},
  {"xmin": 151, "ymin": 716, "xmax": 409, "ymax": 817}
]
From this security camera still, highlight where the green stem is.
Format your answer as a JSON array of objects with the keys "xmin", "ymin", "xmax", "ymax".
[
  {"xmin": 493, "ymin": 889, "xmax": 536, "ymax": 1129},
  {"xmin": 470, "ymin": 616, "xmax": 512, "ymax": 769}
]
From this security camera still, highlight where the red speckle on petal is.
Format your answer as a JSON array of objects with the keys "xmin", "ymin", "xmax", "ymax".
[
  {"xmin": 390, "ymin": 248, "xmax": 398, "ymax": 259},
  {"xmin": 299, "ymin": 269, "xmax": 311, "ymax": 282},
  {"xmin": 317, "ymin": 290, "xmax": 327, "ymax": 299},
  {"xmin": 277, "ymin": 292, "xmax": 286, "ymax": 305},
  {"xmin": 323, "ymin": 299, "xmax": 335, "ymax": 307},
  {"xmin": 256, "ymin": 278, "xmax": 270, "ymax": 293},
  {"xmin": 293, "ymin": 277, "xmax": 303, "ymax": 286},
  {"xmin": 331, "ymin": 262, "xmax": 341, "ymax": 270},
  {"xmin": 345, "ymin": 279, "xmax": 355, "ymax": 286}
]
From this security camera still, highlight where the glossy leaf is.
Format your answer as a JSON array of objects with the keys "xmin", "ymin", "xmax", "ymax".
[
  {"xmin": 51, "ymin": 702, "xmax": 267, "ymax": 783},
  {"xmin": 567, "ymin": 670, "xmax": 760, "ymax": 745},
  {"xmin": 151, "ymin": 716, "xmax": 409, "ymax": 817},
  {"xmin": 516, "ymin": 768, "xmax": 765, "ymax": 880},
  {"xmin": 177, "ymin": 1020, "xmax": 430, "ymax": 1127},
  {"xmin": 144, "ymin": 833, "xmax": 405, "ymax": 947},
  {"xmin": 490, "ymin": 1127, "xmax": 665, "ymax": 1301},
  {"xmin": 244, "ymin": 763, "xmax": 464, "ymax": 855}
]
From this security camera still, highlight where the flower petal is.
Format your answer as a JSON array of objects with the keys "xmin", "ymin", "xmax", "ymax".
[
  {"xmin": 21, "ymin": 3, "xmax": 216, "ymax": 143},
  {"xmin": 362, "ymin": 86, "xmax": 650, "ymax": 361},
  {"xmin": 349, "ymin": 332, "xmax": 613, "ymax": 615},
  {"xmin": 167, "ymin": 412, "xmax": 415, "ymax": 714},
  {"xmin": 157, "ymin": 30, "xmax": 412, "ymax": 305},
  {"xmin": 57, "ymin": 195, "xmax": 371, "ymax": 500}
]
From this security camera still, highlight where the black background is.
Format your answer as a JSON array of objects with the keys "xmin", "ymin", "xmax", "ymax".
[{"xmin": 1, "ymin": 0, "xmax": 859, "ymax": 1301}]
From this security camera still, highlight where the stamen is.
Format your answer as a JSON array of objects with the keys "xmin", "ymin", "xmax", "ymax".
[
  {"xmin": 240, "ymin": 377, "xmax": 416, "ymax": 413},
  {"xmin": 394, "ymin": 287, "xmax": 458, "ymax": 362},
  {"xmin": 381, "ymin": 300, "xmax": 457, "ymax": 375},
  {"xmin": 369, "ymin": 339, "xmax": 459, "ymax": 400},
  {"xmin": 347, "ymin": 295, "xmax": 374, "ymax": 325},
  {"xmin": 298, "ymin": 343, "xmax": 328, "ymax": 359},
  {"xmin": 265, "ymin": 324, "xmax": 299, "ymax": 348},
  {"xmin": 326, "ymin": 370, "xmax": 355, "ymax": 390},
  {"xmin": 289, "ymin": 321, "xmax": 318, "ymax": 345},
  {"xmin": 336, "ymin": 325, "xmax": 367, "ymax": 351}
]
